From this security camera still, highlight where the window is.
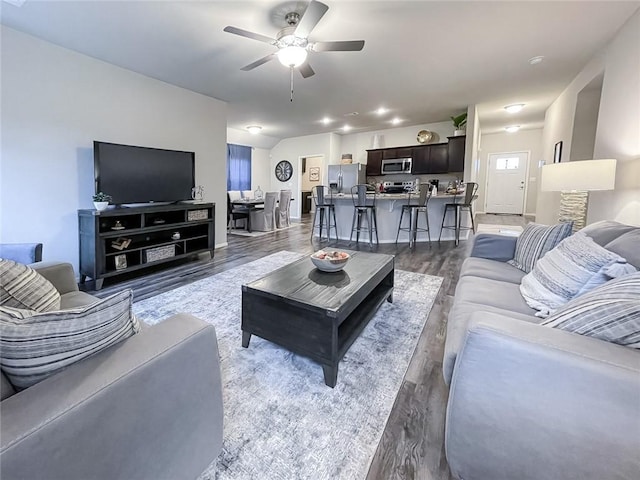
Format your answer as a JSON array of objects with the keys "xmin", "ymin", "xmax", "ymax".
[
  {"xmin": 495, "ymin": 157, "xmax": 520, "ymax": 170},
  {"xmin": 227, "ymin": 144, "xmax": 252, "ymax": 191}
]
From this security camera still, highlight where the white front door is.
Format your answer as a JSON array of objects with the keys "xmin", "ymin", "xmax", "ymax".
[{"xmin": 485, "ymin": 152, "xmax": 528, "ymax": 214}]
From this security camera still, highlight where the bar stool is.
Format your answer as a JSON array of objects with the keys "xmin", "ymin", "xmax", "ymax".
[
  {"xmin": 395, "ymin": 184, "xmax": 432, "ymax": 248},
  {"xmin": 349, "ymin": 184, "xmax": 379, "ymax": 248},
  {"xmin": 310, "ymin": 185, "xmax": 338, "ymax": 243},
  {"xmin": 438, "ymin": 182, "xmax": 478, "ymax": 246}
]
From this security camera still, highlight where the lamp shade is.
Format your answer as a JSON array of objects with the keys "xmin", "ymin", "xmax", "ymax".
[
  {"xmin": 277, "ymin": 46, "xmax": 308, "ymax": 67},
  {"xmin": 541, "ymin": 159, "xmax": 617, "ymax": 192}
]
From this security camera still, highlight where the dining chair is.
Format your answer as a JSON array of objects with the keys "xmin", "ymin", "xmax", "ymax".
[
  {"xmin": 249, "ymin": 192, "xmax": 278, "ymax": 231},
  {"xmin": 276, "ymin": 190, "xmax": 292, "ymax": 228}
]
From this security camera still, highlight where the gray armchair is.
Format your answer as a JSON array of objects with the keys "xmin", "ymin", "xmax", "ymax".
[
  {"xmin": 0, "ymin": 261, "xmax": 224, "ymax": 479},
  {"xmin": 0, "ymin": 243, "xmax": 43, "ymax": 264}
]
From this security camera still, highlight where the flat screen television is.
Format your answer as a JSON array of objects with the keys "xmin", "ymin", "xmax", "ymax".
[{"xmin": 94, "ymin": 141, "xmax": 195, "ymax": 206}]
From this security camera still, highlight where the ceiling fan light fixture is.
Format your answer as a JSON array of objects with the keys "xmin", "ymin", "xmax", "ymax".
[
  {"xmin": 278, "ymin": 46, "xmax": 308, "ymax": 67},
  {"xmin": 504, "ymin": 103, "xmax": 525, "ymax": 113},
  {"xmin": 246, "ymin": 125, "xmax": 262, "ymax": 134}
]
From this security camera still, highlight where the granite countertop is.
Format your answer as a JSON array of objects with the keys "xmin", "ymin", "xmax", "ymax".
[{"xmin": 332, "ymin": 192, "xmax": 459, "ymax": 200}]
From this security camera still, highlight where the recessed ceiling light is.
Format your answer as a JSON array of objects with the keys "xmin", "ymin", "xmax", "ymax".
[
  {"xmin": 246, "ymin": 125, "xmax": 262, "ymax": 134},
  {"xmin": 391, "ymin": 117, "xmax": 402, "ymax": 125},
  {"xmin": 528, "ymin": 56, "xmax": 544, "ymax": 65},
  {"xmin": 505, "ymin": 125, "xmax": 521, "ymax": 133},
  {"xmin": 321, "ymin": 117, "xmax": 332, "ymax": 125},
  {"xmin": 504, "ymin": 104, "xmax": 525, "ymax": 113},
  {"xmin": 376, "ymin": 107, "xmax": 388, "ymax": 116},
  {"xmin": 342, "ymin": 125, "xmax": 352, "ymax": 132}
]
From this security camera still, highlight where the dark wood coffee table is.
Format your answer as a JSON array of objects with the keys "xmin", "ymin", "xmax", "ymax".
[{"xmin": 241, "ymin": 251, "xmax": 394, "ymax": 387}]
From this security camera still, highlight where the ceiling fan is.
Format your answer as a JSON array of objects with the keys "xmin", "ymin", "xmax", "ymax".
[{"xmin": 223, "ymin": 0, "xmax": 365, "ymax": 79}]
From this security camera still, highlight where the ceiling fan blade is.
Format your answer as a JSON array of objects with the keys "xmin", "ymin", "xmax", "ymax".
[
  {"xmin": 241, "ymin": 54, "xmax": 276, "ymax": 71},
  {"xmin": 223, "ymin": 26, "xmax": 276, "ymax": 45},
  {"xmin": 294, "ymin": 0, "xmax": 329, "ymax": 38},
  {"xmin": 313, "ymin": 40, "xmax": 365, "ymax": 52},
  {"xmin": 299, "ymin": 62, "xmax": 315, "ymax": 78}
]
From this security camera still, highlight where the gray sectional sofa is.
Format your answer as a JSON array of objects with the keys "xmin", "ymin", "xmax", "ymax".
[
  {"xmin": 444, "ymin": 221, "xmax": 640, "ymax": 480},
  {"xmin": 0, "ymin": 261, "xmax": 224, "ymax": 480}
]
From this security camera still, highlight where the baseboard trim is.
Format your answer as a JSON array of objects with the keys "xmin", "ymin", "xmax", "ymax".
[{"xmin": 215, "ymin": 242, "xmax": 229, "ymax": 249}]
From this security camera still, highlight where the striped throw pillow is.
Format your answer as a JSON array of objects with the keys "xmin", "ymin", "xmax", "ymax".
[
  {"xmin": 520, "ymin": 232, "xmax": 636, "ymax": 317},
  {"xmin": 542, "ymin": 272, "xmax": 640, "ymax": 348},
  {"xmin": 0, "ymin": 259, "xmax": 61, "ymax": 312},
  {"xmin": 0, "ymin": 289, "xmax": 140, "ymax": 390},
  {"xmin": 508, "ymin": 222, "xmax": 573, "ymax": 273}
]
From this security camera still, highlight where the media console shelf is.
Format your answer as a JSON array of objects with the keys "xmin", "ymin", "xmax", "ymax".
[{"xmin": 78, "ymin": 203, "xmax": 215, "ymax": 290}]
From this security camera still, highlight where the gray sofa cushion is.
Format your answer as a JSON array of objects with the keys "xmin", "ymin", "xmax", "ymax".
[
  {"xmin": 455, "ymin": 276, "xmax": 538, "ymax": 316},
  {"xmin": 1, "ymin": 372, "xmax": 15, "ymax": 401},
  {"xmin": 581, "ymin": 220, "xmax": 637, "ymax": 246},
  {"xmin": 60, "ymin": 291, "xmax": 103, "ymax": 309},
  {"xmin": 605, "ymin": 230, "xmax": 640, "ymax": 269},
  {"xmin": 460, "ymin": 257, "xmax": 526, "ymax": 284}
]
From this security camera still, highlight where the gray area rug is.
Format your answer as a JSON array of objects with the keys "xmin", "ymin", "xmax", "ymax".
[{"xmin": 133, "ymin": 251, "xmax": 443, "ymax": 480}]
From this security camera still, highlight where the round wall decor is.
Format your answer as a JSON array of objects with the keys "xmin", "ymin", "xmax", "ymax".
[{"xmin": 275, "ymin": 160, "xmax": 293, "ymax": 182}]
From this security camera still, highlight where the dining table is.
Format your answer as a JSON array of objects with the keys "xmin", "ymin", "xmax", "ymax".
[
  {"xmin": 230, "ymin": 198, "xmax": 264, "ymax": 233},
  {"xmin": 231, "ymin": 197, "xmax": 294, "ymax": 233}
]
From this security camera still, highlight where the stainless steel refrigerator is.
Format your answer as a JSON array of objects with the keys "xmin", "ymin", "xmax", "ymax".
[{"xmin": 327, "ymin": 163, "xmax": 366, "ymax": 194}]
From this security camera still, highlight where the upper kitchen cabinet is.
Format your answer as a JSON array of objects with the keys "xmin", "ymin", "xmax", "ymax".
[
  {"xmin": 412, "ymin": 143, "xmax": 448, "ymax": 174},
  {"xmin": 381, "ymin": 148, "xmax": 412, "ymax": 159},
  {"xmin": 447, "ymin": 135, "xmax": 466, "ymax": 172},
  {"xmin": 366, "ymin": 150, "xmax": 383, "ymax": 175}
]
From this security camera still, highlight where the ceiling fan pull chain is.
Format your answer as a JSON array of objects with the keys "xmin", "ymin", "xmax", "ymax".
[{"xmin": 290, "ymin": 66, "xmax": 295, "ymax": 102}]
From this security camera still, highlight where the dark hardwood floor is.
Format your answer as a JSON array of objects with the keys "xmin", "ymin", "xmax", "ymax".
[{"xmin": 89, "ymin": 212, "xmax": 528, "ymax": 480}]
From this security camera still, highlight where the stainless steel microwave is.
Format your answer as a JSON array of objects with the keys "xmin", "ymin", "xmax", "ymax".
[{"xmin": 381, "ymin": 158, "xmax": 412, "ymax": 175}]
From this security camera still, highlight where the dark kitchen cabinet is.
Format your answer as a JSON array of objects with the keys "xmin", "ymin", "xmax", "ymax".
[
  {"xmin": 447, "ymin": 135, "xmax": 466, "ymax": 172},
  {"xmin": 411, "ymin": 144, "xmax": 448, "ymax": 174},
  {"xmin": 366, "ymin": 150, "xmax": 383, "ymax": 175}
]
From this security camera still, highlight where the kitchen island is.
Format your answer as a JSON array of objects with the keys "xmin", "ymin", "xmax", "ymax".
[{"xmin": 313, "ymin": 192, "xmax": 473, "ymax": 244}]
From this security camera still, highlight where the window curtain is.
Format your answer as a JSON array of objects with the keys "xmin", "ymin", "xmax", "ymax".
[{"xmin": 227, "ymin": 144, "xmax": 252, "ymax": 191}]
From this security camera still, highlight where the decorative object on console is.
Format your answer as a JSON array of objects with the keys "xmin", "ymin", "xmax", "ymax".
[
  {"xmin": 110, "ymin": 237, "xmax": 131, "ymax": 250},
  {"xmin": 254, "ymin": 185, "xmax": 263, "ymax": 199},
  {"xmin": 451, "ymin": 112, "xmax": 467, "ymax": 136},
  {"xmin": 187, "ymin": 209, "xmax": 208, "ymax": 221},
  {"xmin": 541, "ymin": 158, "xmax": 617, "ymax": 232},
  {"xmin": 191, "ymin": 185, "xmax": 205, "ymax": 202},
  {"xmin": 114, "ymin": 254, "xmax": 128, "ymax": 270},
  {"xmin": 144, "ymin": 245, "xmax": 176, "ymax": 263},
  {"xmin": 92, "ymin": 191, "xmax": 112, "ymax": 211},
  {"xmin": 111, "ymin": 220, "xmax": 125, "ymax": 230}
]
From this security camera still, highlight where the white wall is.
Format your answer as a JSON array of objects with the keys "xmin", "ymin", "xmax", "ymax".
[
  {"xmin": 0, "ymin": 26, "xmax": 228, "ymax": 271},
  {"xmin": 251, "ymin": 148, "xmax": 271, "ymax": 194},
  {"xmin": 478, "ymin": 129, "xmax": 543, "ymax": 215},
  {"xmin": 537, "ymin": 9, "xmax": 640, "ymax": 226},
  {"xmin": 269, "ymin": 133, "xmax": 336, "ymax": 218},
  {"xmin": 589, "ymin": 10, "xmax": 640, "ymax": 226},
  {"xmin": 569, "ymin": 81, "xmax": 602, "ymax": 161},
  {"xmin": 465, "ymin": 104, "xmax": 480, "ymax": 183}
]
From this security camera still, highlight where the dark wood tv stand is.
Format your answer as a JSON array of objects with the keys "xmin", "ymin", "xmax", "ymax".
[{"xmin": 78, "ymin": 203, "xmax": 215, "ymax": 290}]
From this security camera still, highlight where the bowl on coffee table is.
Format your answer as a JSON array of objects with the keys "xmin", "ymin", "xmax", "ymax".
[{"xmin": 311, "ymin": 250, "xmax": 350, "ymax": 272}]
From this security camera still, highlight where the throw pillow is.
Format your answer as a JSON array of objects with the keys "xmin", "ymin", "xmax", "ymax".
[
  {"xmin": 0, "ymin": 289, "xmax": 140, "ymax": 390},
  {"xmin": 0, "ymin": 259, "xmax": 61, "ymax": 312},
  {"xmin": 508, "ymin": 222, "xmax": 573, "ymax": 273},
  {"xmin": 542, "ymin": 272, "xmax": 640, "ymax": 348},
  {"xmin": 519, "ymin": 232, "xmax": 636, "ymax": 317}
]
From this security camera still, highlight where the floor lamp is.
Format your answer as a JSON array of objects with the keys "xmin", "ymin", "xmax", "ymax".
[{"xmin": 541, "ymin": 159, "xmax": 617, "ymax": 232}]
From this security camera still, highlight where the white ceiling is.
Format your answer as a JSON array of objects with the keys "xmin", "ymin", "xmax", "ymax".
[{"xmin": 1, "ymin": 1, "xmax": 638, "ymax": 140}]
